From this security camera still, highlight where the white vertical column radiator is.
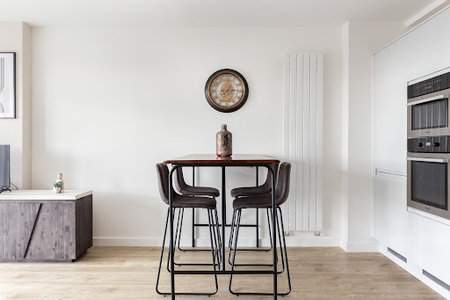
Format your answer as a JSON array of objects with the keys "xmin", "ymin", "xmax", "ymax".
[{"xmin": 282, "ymin": 52, "xmax": 323, "ymax": 233}]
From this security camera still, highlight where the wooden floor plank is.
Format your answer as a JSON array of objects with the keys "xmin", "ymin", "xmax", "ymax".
[{"xmin": 0, "ymin": 246, "xmax": 443, "ymax": 300}]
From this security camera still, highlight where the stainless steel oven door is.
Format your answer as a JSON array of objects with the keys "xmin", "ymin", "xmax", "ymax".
[
  {"xmin": 407, "ymin": 88, "xmax": 450, "ymax": 138},
  {"xmin": 407, "ymin": 154, "xmax": 450, "ymax": 220}
]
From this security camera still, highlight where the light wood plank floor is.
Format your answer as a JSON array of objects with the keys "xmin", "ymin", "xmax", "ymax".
[{"xmin": 0, "ymin": 247, "xmax": 443, "ymax": 300}]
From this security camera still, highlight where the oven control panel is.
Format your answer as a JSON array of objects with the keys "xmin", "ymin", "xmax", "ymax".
[
  {"xmin": 408, "ymin": 71, "xmax": 450, "ymax": 99},
  {"xmin": 408, "ymin": 136, "xmax": 450, "ymax": 153}
]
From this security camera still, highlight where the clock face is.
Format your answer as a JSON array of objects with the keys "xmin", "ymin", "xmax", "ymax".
[{"xmin": 205, "ymin": 69, "xmax": 249, "ymax": 113}]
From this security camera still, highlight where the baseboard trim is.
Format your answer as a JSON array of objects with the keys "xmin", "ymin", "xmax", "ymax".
[
  {"xmin": 380, "ymin": 244, "xmax": 450, "ymax": 299},
  {"xmin": 285, "ymin": 232, "xmax": 339, "ymax": 247},
  {"xmin": 94, "ymin": 237, "xmax": 162, "ymax": 246},
  {"xmin": 93, "ymin": 233, "xmax": 340, "ymax": 247},
  {"xmin": 340, "ymin": 240, "xmax": 380, "ymax": 252}
]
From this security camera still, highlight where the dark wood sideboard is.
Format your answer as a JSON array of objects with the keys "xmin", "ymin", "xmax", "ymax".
[{"xmin": 0, "ymin": 190, "xmax": 93, "ymax": 262}]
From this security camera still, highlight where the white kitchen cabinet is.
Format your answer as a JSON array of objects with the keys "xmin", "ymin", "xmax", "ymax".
[
  {"xmin": 373, "ymin": 174, "xmax": 409, "ymax": 257},
  {"xmin": 373, "ymin": 6, "xmax": 450, "ymax": 298}
]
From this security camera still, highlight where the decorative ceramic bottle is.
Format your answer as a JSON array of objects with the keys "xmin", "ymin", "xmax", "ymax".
[{"xmin": 216, "ymin": 124, "xmax": 232, "ymax": 157}]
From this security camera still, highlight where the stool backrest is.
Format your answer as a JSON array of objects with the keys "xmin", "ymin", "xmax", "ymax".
[
  {"xmin": 156, "ymin": 163, "xmax": 170, "ymax": 205},
  {"xmin": 261, "ymin": 162, "xmax": 279, "ymax": 190},
  {"xmin": 174, "ymin": 167, "xmax": 187, "ymax": 193},
  {"xmin": 276, "ymin": 162, "xmax": 291, "ymax": 206}
]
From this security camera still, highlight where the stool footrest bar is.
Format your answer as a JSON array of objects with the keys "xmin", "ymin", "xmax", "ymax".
[{"xmin": 173, "ymin": 270, "xmax": 275, "ymax": 275}]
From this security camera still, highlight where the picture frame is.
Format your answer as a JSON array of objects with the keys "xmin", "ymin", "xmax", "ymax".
[{"xmin": 0, "ymin": 52, "xmax": 16, "ymax": 119}]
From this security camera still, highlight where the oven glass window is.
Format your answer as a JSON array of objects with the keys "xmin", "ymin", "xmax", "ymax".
[
  {"xmin": 411, "ymin": 98, "xmax": 448, "ymax": 130},
  {"xmin": 411, "ymin": 161, "xmax": 448, "ymax": 210}
]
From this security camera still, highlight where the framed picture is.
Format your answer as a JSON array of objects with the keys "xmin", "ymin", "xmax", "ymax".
[{"xmin": 0, "ymin": 52, "xmax": 16, "ymax": 119}]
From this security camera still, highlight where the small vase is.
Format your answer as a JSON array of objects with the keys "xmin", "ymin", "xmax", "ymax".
[
  {"xmin": 216, "ymin": 124, "xmax": 232, "ymax": 157},
  {"xmin": 52, "ymin": 187, "xmax": 61, "ymax": 194}
]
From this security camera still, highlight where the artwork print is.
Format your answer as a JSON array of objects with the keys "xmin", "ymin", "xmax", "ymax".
[{"xmin": 0, "ymin": 53, "xmax": 16, "ymax": 119}]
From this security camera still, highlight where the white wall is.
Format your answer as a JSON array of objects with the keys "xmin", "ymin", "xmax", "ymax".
[
  {"xmin": 31, "ymin": 26, "xmax": 345, "ymax": 245},
  {"xmin": 0, "ymin": 22, "xmax": 32, "ymax": 189}
]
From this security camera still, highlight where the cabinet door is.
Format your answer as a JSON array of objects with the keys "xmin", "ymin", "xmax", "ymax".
[
  {"xmin": 0, "ymin": 202, "xmax": 42, "ymax": 260},
  {"xmin": 373, "ymin": 51, "xmax": 407, "ymax": 174},
  {"xmin": 372, "ymin": 28, "xmax": 409, "ymax": 258},
  {"xmin": 409, "ymin": 212, "xmax": 450, "ymax": 285},
  {"xmin": 26, "ymin": 201, "xmax": 76, "ymax": 261},
  {"xmin": 373, "ymin": 174, "xmax": 409, "ymax": 257}
]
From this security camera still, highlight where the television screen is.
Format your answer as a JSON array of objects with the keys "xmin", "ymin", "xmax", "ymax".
[{"xmin": 0, "ymin": 145, "xmax": 10, "ymax": 190}]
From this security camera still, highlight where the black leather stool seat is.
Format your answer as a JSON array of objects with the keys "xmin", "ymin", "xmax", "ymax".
[
  {"xmin": 178, "ymin": 185, "xmax": 220, "ymax": 197},
  {"xmin": 233, "ymin": 195, "xmax": 276, "ymax": 210},
  {"xmin": 173, "ymin": 196, "xmax": 216, "ymax": 209},
  {"xmin": 231, "ymin": 186, "xmax": 271, "ymax": 198}
]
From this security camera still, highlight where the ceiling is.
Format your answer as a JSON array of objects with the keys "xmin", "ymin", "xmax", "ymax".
[{"xmin": 0, "ymin": 0, "xmax": 438, "ymax": 27}]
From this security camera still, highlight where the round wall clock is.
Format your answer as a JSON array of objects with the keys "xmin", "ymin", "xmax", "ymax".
[{"xmin": 205, "ymin": 69, "xmax": 249, "ymax": 113}]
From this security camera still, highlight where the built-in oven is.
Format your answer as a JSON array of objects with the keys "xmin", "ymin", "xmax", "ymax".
[
  {"xmin": 407, "ymin": 69, "xmax": 450, "ymax": 138},
  {"xmin": 407, "ymin": 136, "xmax": 450, "ymax": 220}
]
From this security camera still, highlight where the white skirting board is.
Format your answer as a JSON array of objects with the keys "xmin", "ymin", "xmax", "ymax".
[
  {"xmin": 380, "ymin": 245, "xmax": 450, "ymax": 299},
  {"xmin": 93, "ymin": 233, "xmax": 339, "ymax": 248},
  {"xmin": 282, "ymin": 52, "xmax": 323, "ymax": 234}
]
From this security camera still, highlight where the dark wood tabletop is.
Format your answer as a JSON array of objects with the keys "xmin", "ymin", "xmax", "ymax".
[{"xmin": 164, "ymin": 154, "xmax": 279, "ymax": 165}]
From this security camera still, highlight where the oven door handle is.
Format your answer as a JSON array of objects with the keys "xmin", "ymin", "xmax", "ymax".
[
  {"xmin": 407, "ymin": 94, "xmax": 446, "ymax": 106},
  {"xmin": 407, "ymin": 157, "xmax": 449, "ymax": 163}
]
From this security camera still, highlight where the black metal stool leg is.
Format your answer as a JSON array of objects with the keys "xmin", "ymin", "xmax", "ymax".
[
  {"xmin": 156, "ymin": 208, "xmax": 170, "ymax": 295},
  {"xmin": 228, "ymin": 209, "xmax": 242, "ymax": 294},
  {"xmin": 175, "ymin": 208, "xmax": 184, "ymax": 251},
  {"xmin": 171, "ymin": 205, "xmax": 221, "ymax": 268},
  {"xmin": 267, "ymin": 208, "xmax": 274, "ymax": 248},
  {"xmin": 228, "ymin": 209, "xmax": 236, "ymax": 249},
  {"xmin": 167, "ymin": 208, "xmax": 209, "ymax": 271},
  {"xmin": 228, "ymin": 209, "xmax": 273, "ymax": 256},
  {"xmin": 166, "ymin": 208, "xmax": 177, "ymax": 272},
  {"xmin": 276, "ymin": 209, "xmax": 285, "ymax": 272},
  {"xmin": 227, "ymin": 209, "xmax": 237, "ymax": 264},
  {"xmin": 156, "ymin": 208, "xmax": 219, "ymax": 296},
  {"xmin": 227, "ymin": 208, "xmax": 276, "ymax": 267},
  {"xmin": 212, "ymin": 208, "xmax": 223, "ymax": 265},
  {"xmin": 277, "ymin": 207, "xmax": 291, "ymax": 295},
  {"xmin": 228, "ymin": 208, "xmax": 291, "ymax": 296},
  {"xmin": 209, "ymin": 210, "xmax": 220, "ymax": 265},
  {"xmin": 207, "ymin": 209, "xmax": 219, "ymax": 295},
  {"xmin": 176, "ymin": 205, "xmax": 215, "ymax": 253},
  {"xmin": 207, "ymin": 207, "xmax": 221, "ymax": 266}
]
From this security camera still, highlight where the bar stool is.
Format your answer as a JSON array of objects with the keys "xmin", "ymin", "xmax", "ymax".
[
  {"xmin": 155, "ymin": 163, "xmax": 221, "ymax": 296},
  {"xmin": 227, "ymin": 163, "xmax": 279, "ymax": 266},
  {"xmin": 228, "ymin": 162, "xmax": 292, "ymax": 296},
  {"xmin": 172, "ymin": 168, "xmax": 222, "ymax": 265}
]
